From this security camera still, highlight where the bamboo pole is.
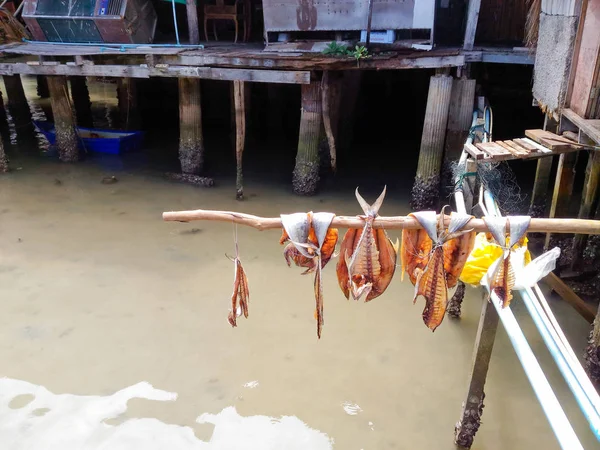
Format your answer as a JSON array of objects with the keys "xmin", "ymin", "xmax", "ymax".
[
  {"xmin": 162, "ymin": 208, "xmax": 600, "ymax": 234},
  {"xmin": 178, "ymin": 78, "xmax": 204, "ymax": 174},
  {"xmin": 47, "ymin": 75, "xmax": 79, "ymax": 163},
  {"xmin": 293, "ymin": 81, "xmax": 322, "ymax": 196},
  {"xmin": 69, "ymin": 76, "xmax": 93, "ymax": 128},
  {"xmin": 233, "ymin": 80, "xmax": 246, "ymax": 200},
  {"xmin": 411, "ymin": 74, "xmax": 453, "ymax": 210}
]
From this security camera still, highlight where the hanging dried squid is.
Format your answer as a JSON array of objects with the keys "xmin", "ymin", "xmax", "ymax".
[
  {"xmin": 226, "ymin": 236, "xmax": 249, "ymax": 327},
  {"xmin": 280, "ymin": 212, "xmax": 338, "ymax": 338},
  {"xmin": 336, "ymin": 187, "xmax": 399, "ymax": 302},
  {"xmin": 401, "ymin": 207, "xmax": 476, "ymax": 331}
]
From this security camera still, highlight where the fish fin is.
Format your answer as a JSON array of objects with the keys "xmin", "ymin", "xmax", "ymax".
[{"xmin": 370, "ymin": 185, "xmax": 387, "ymax": 216}]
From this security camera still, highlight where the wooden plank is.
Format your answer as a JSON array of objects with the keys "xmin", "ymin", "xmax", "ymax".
[
  {"xmin": 0, "ymin": 63, "xmax": 311, "ymax": 84},
  {"xmin": 475, "ymin": 142, "xmax": 513, "ymax": 160},
  {"xmin": 569, "ymin": 0, "xmax": 600, "ymax": 118},
  {"xmin": 454, "ymin": 293, "xmax": 499, "ymax": 448},
  {"xmin": 494, "ymin": 140, "xmax": 521, "ymax": 158},
  {"xmin": 463, "ymin": 0, "xmax": 482, "ymax": 51},
  {"xmin": 525, "ymin": 129, "xmax": 578, "ymax": 151},
  {"xmin": 542, "ymin": 272, "xmax": 595, "ymax": 324},
  {"xmin": 514, "ymin": 138, "xmax": 539, "ymax": 152},
  {"xmin": 464, "ymin": 142, "xmax": 487, "ymax": 160},
  {"xmin": 503, "ymin": 140, "xmax": 531, "ymax": 155},
  {"xmin": 562, "ymin": 108, "xmax": 600, "ymax": 144},
  {"xmin": 521, "ymin": 137, "xmax": 553, "ymax": 154}
]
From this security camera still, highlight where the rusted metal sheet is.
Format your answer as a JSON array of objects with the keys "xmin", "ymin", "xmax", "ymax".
[{"xmin": 263, "ymin": 0, "xmax": 426, "ymax": 32}]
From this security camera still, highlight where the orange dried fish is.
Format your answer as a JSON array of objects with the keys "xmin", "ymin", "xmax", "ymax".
[
  {"xmin": 402, "ymin": 207, "xmax": 475, "ymax": 331},
  {"xmin": 336, "ymin": 187, "xmax": 399, "ymax": 302}
]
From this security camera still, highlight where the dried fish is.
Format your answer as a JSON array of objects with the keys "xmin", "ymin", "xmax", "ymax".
[
  {"xmin": 402, "ymin": 207, "xmax": 475, "ymax": 331},
  {"xmin": 226, "ymin": 227, "xmax": 249, "ymax": 327},
  {"xmin": 336, "ymin": 187, "xmax": 399, "ymax": 302}
]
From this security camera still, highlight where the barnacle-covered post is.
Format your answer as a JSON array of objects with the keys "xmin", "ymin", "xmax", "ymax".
[
  {"xmin": 117, "ymin": 78, "xmax": 142, "ymax": 131},
  {"xmin": 293, "ymin": 81, "xmax": 322, "ymax": 195},
  {"xmin": 69, "ymin": 77, "xmax": 94, "ymax": 129},
  {"xmin": 47, "ymin": 75, "xmax": 79, "ymax": 163},
  {"xmin": 233, "ymin": 80, "xmax": 246, "ymax": 200},
  {"xmin": 586, "ymin": 300, "xmax": 600, "ymax": 390},
  {"xmin": 3, "ymin": 74, "xmax": 35, "ymax": 142},
  {"xmin": 178, "ymin": 78, "xmax": 205, "ymax": 174},
  {"xmin": 442, "ymin": 77, "xmax": 476, "ymax": 195},
  {"xmin": 0, "ymin": 134, "xmax": 8, "ymax": 173},
  {"xmin": 411, "ymin": 74, "xmax": 453, "ymax": 210}
]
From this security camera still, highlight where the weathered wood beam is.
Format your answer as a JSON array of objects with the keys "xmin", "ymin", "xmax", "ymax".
[
  {"xmin": 178, "ymin": 78, "xmax": 204, "ymax": 174},
  {"xmin": 454, "ymin": 293, "xmax": 499, "ymax": 448},
  {"xmin": 463, "ymin": 0, "xmax": 482, "ymax": 51},
  {"xmin": 69, "ymin": 77, "xmax": 93, "ymax": 128},
  {"xmin": 116, "ymin": 78, "xmax": 141, "ymax": 130},
  {"xmin": 562, "ymin": 108, "xmax": 600, "ymax": 144},
  {"xmin": 411, "ymin": 74, "xmax": 453, "ymax": 210},
  {"xmin": 47, "ymin": 75, "xmax": 79, "ymax": 162},
  {"xmin": 293, "ymin": 81, "xmax": 322, "ymax": 196},
  {"xmin": 0, "ymin": 63, "xmax": 312, "ymax": 85},
  {"xmin": 233, "ymin": 80, "xmax": 246, "ymax": 200},
  {"xmin": 186, "ymin": 0, "xmax": 200, "ymax": 45}
]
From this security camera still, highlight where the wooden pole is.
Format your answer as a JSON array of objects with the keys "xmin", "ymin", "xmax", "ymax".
[
  {"xmin": 186, "ymin": 0, "xmax": 200, "ymax": 45},
  {"xmin": 178, "ymin": 78, "xmax": 204, "ymax": 174},
  {"xmin": 117, "ymin": 78, "xmax": 141, "ymax": 131},
  {"xmin": 47, "ymin": 75, "xmax": 79, "ymax": 163},
  {"xmin": 233, "ymin": 80, "xmax": 246, "ymax": 200},
  {"xmin": 545, "ymin": 152, "xmax": 578, "ymax": 248},
  {"xmin": 585, "ymin": 300, "xmax": 600, "ymax": 391},
  {"xmin": 411, "ymin": 74, "xmax": 453, "ymax": 211},
  {"xmin": 293, "ymin": 81, "xmax": 322, "ymax": 196},
  {"xmin": 454, "ymin": 293, "xmax": 499, "ymax": 448},
  {"xmin": 321, "ymin": 71, "xmax": 341, "ymax": 173},
  {"xmin": 529, "ymin": 115, "xmax": 558, "ymax": 217},
  {"xmin": 571, "ymin": 144, "xmax": 600, "ymax": 270},
  {"xmin": 0, "ymin": 133, "xmax": 8, "ymax": 173},
  {"xmin": 3, "ymin": 74, "xmax": 34, "ymax": 140},
  {"xmin": 0, "ymin": 89, "xmax": 11, "ymax": 145},
  {"xmin": 463, "ymin": 0, "xmax": 482, "ymax": 50},
  {"xmin": 69, "ymin": 77, "xmax": 93, "ymax": 128},
  {"xmin": 162, "ymin": 208, "xmax": 600, "ymax": 235},
  {"xmin": 442, "ymin": 77, "xmax": 476, "ymax": 195}
]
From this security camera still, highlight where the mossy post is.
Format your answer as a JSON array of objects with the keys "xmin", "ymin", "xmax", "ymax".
[
  {"xmin": 293, "ymin": 81, "xmax": 322, "ymax": 195},
  {"xmin": 69, "ymin": 77, "xmax": 93, "ymax": 128},
  {"xmin": 233, "ymin": 80, "xmax": 246, "ymax": 200},
  {"xmin": 442, "ymin": 77, "xmax": 476, "ymax": 196},
  {"xmin": 117, "ymin": 78, "xmax": 141, "ymax": 130},
  {"xmin": 411, "ymin": 74, "xmax": 453, "ymax": 211},
  {"xmin": 3, "ymin": 74, "xmax": 35, "ymax": 141},
  {"xmin": 178, "ymin": 78, "xmax": 204, "ymax": 174},
  {"xmin": 47, "ymin": 75, "xmax": 79, "ymax": 162}
]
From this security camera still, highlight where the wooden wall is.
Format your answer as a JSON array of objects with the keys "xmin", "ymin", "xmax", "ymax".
[{"xmin": 475, "ymin": 0, "xmax": 529, "ymax": 46}]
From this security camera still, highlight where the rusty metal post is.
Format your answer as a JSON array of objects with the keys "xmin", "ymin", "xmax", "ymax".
[
  {"xmin": 293, "ymin": 81, "xmax": 322, "ymax": 196},
  {"xmin": 47, "ymin": 75, "xmax": 79, "ymax": 162},
  {"xmin": 178, "ymin": 78, "xmax": 204, "ymax": 174},
  {"xmin": 411, "ymin": 74, "xmax": 453, "ymax": 210}
]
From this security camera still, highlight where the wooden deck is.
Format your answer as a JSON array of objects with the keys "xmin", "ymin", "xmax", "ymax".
[{"xmin": 0, "ymin": 41, "xmax": 534, "ymax": 83}]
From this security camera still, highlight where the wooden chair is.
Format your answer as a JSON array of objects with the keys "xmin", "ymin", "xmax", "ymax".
[{"xmin": 204, "ymin": 0, "xmax": 249, "ymax": 43}]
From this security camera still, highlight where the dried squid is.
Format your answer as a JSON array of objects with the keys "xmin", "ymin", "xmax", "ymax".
[
  {"xmin": 280, "ymin": 212, "xmax": 338, "ymax": 338},
  {"xmin": 226, "ymin": 232, "xmax": 249, "ymax": 327},
  {"xmin": 401, "ymin": 207, "xmax": 475, "ymax": 331},
  {"xmin": 336, "ymin": 187, "xmax": 399, "ymax": 302}
]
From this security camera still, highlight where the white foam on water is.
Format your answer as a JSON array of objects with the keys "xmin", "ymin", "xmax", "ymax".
[
  {"xmin": 0, "ymin": 378, "xmax": 333, "ymax": 450},
  {"xmin": 341, "ymin": 401, "xmax": 362, "ymax": 416}
]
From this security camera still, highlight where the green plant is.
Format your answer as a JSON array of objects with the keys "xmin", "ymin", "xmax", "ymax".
[
  {"xmin": 322, "ymin": 41, "xmax": 351, "ymax": 56},
  {"xmin": 350, "ymin": 45, "xmax": 369, "ymax": 66}
]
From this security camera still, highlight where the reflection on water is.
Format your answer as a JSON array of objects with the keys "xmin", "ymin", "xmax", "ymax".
[{"xmin": 0, "ymin": 378, "xmax": 332, "ymax": 449}]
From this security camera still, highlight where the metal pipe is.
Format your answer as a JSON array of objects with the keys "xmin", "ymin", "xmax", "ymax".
[
  {"xmin": 172, "ymin": 0, "xmax": 181, "ymax": 45},
  {"xmin": 365, "ymin": 0, "xmax": 374, "ymax": 47},
  {"xmin": 520, "ymin": 288, "xmax": 600, "ymax": 440}
]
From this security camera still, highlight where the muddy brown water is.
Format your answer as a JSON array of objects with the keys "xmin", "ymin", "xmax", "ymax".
[{"xmin": 0, "ymin": 76, "xmax": 597, "ymax": 449}]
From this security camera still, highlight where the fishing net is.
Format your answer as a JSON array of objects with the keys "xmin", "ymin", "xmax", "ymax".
[{"xmin": 451, "ymin": 159, "xmax": 527, "ymax": 215}]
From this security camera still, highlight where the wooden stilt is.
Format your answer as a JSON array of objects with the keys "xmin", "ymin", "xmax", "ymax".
[
  {"xmin": 293, "ymin": 81, "xmax": 322, "ymax": 196},
  {"xmin": 178, "ymin": 78, "xmax": 204, "ymax": 174},
  {"xmin": 3, "ymin": 74, "xmax": 34, "ymax": 140},
  {"xmin": 0, "ymin": 129, "xmax": 8, "ymax": 172},
  {"xmin": 337, "ymin": 71, "xmax": 362, "ymax": 153},
  {"xmin": 321, "ymin": 71, "xmax": 342, "ymax": 173},
  {"xmin": 442, "ymin": 77, "xmax": 476, "ymax": 195},
  {"xmin": 233, "ymin": 80, "xmax": 246, "ymax": 200},
  {"xmin": 0, "ymin": 89, "xmax": 11, "ymax": 145},
  {"xmin": 411, "ymin": 74, "xmax": 453, "ymax": 211},
  {"xmin": 545, "ymin": 152, "xmax": 578, "ymax": 249},
  {"xmin": 117, "ymin": 78, "xmax": 141, "ymax": 130},
  {"xmin": 529, "ymin": 115, "xmax": 558, "ymax": 218},
  {"xmin": 585, "ymin": 299, "xmax": 600, "ymax": 390},
  {"xmin": 69, "ymin": 77, "xmax": 93, "ymax": 128},
  {"xmin": 36, "ymin": 75, "xmax": 49, "ymax": 99},
  {"xmin": 454, "ymin": 293, "xmax": 499, "ymax": 448},
  {"xmin": 186, "ymin": 0, "xmax": 200, "ymax": 45},
  {"xmin": 47, "ymin": 75, "xmax": 79, "ymax": 162},
  {"xmin": 571, "ymin": 132, "xmax": 600, "ymax": 270}
]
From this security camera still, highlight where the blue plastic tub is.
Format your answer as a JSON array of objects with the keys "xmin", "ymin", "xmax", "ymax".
[{"xmin": 34, "ymin": 121, "xmax": 144, "ymax": 155}]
